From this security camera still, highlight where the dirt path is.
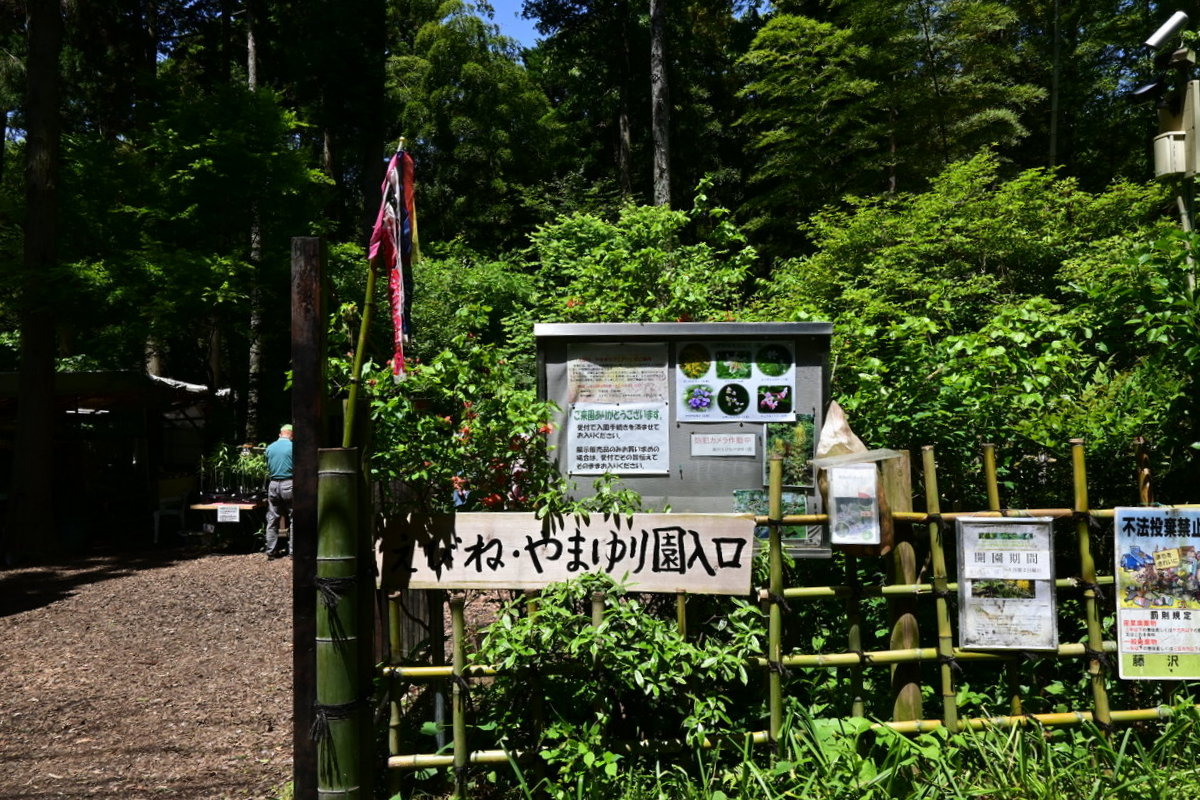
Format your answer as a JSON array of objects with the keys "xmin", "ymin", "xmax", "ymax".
[{"xmin": 0, "ymin": 551, "xmax": 293, "ymax": 799}]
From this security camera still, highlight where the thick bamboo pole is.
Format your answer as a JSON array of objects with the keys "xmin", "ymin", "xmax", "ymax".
[
  {"xmin": 1071, "ymin": 439, "xmax": 1112, "ymax": 734},
  {"xmin": 922, "ymin": 446, "xmax": 958, "ymax": 731},
  {"xmin": 982, "ymin": 443, "xmax": 1022, "ymax": 717},
  {"xmin": 767, "ymin": 455, "xmax": 784, "ymax": 744},
  {"xmin": 316, "ymin": 448, "xmax": 363, "ymax": 799},
  {"xmin": 450, "ymin": 592, "xmax": 469, "ymax": 800}
]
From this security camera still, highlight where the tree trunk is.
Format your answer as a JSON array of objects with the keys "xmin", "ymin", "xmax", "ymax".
[
  {"xmin": 5, "ymin": 0, "xmax": 63, "ymax": 563},
  {"xmin": 649, "ymin": 0, "xmax": 670, "ymax": 206},
  {"xmin": 245, "ymin": 2, "xmax": 263, "ymax": 441},
  {"xmin": 616, "ymin": 0, "xmax": 632, "ymax": 196}
]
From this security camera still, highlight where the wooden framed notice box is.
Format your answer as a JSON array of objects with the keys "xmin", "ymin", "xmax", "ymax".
[
  {"xmin": 956, "ymin": 516, "xmax": 1057, "ymax": 651},
  {"xmin": 535, "ymin": 322, "xmax": 832, "ymax": 557}
]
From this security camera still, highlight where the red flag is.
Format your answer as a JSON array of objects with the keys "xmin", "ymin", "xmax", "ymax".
[{"xmin": 368, "ymin": 150, "xmax": 416, "ymax": 379}]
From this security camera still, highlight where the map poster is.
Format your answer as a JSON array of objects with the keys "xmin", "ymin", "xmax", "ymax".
[
  {"xmin": 567, "ymin": 402, "xmax": 669, "ymax": 475},
  {"xmin": 956, "ymin": 517, "xmax": 1057, "ymax": 650},
  {"xmin": 1115, "ymin": 507, "xmax": 1200, "ymax": 680},
  {"xmin": 676, "ymin": 341, "xmax": 796, "ymax": 423},
  {"xmin": 567, "ymin": 343, "xmax": 668, "ymax": 404}
]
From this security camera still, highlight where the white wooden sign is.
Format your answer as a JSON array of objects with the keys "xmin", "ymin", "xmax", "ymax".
[{"xmin": 379, "ymin": 512, "xmax": 755, "ymax": 595}]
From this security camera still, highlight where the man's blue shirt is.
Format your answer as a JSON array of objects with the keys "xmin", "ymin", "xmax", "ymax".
[{"xmin": 266, "ymin": 437, "xmax": 293, "ymax": 479}]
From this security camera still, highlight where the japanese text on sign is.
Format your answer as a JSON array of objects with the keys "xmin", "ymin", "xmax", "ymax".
[
  {"xmin": 1115, "ymin": 507, "xmax": 1200, "ymax": 680},
  {"xmin": 567, "ymin": 402, "xmax": 669, "ymax": 474},
  {"xmin": 379, "ymin": 513, "xmax": 755, "ymax": 595}
]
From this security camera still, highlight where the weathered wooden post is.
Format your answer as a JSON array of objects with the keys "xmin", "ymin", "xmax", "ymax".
[{"xmin": 292, "ymin": 236, "xmax": 325, "ymax": 800}]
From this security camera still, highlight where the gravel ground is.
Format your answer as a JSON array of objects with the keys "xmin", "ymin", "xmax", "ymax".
[{"xmin": 0, "ymin": 550, "xmax": 294, "ymax": 799}]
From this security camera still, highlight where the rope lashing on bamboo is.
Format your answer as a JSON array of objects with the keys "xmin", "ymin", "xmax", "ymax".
[
  {"xmin": 767, "ymin": 659, "xmax": 791, "ymax": 677},
  {"xmin": 1083, "ymin": 646, "xmax": 1112, "ymax": 670},
  {"xmin": 310, "ymin": 697, "xmax": 368, "ymax": 742},
  {"xmin": 315, "ymin": 575, "xmax": 358, "ymax": 644},
  {"xmin": 1075, "ymin": 579, "xmax": 1107, "ymax": 601},
  {"xmin": 765, "ymin": 591, "xmax": 792, "ymax": 614},
  {"xmin": 853, "ymin": 648, "xmax": 873, "ymax": 665},
  {"xmin": 1072, "ymin": 509, "xmax": 1104, "ymax": 533},
  {"xmin": 936, "ymin": 652, "xmax": 963, "ymax": 674}
]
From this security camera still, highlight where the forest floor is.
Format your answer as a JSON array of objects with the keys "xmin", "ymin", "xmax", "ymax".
[{"xmin": 0, "ymin": 547, "xmax": 293, "ymax": 799}]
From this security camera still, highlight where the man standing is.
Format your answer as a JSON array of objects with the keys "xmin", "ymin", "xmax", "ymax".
[{"xmin": 265, "ymin": 424, "xmax": 294, "ymax": 559}]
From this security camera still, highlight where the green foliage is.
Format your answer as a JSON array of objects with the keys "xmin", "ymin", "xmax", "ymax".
[
  {"xmin": 470, "ymin": 572, "xmax": 766, "ymax": 798},
  {"xmin": 751, "ymin": 152, "xmax": 1168, "ymax": 506},
  {"xmin": 346, "ymin": 307, "xmax": 564, "ymax": 514},
  {"xmin": 527, "ymin": 188, "xmax": 755, "ymax": 324}
]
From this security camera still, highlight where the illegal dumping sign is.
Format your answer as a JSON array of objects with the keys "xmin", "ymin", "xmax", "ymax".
[
  {"xmin": 1115, "ymin": 507, "xmax": 1200, "ymax": 680},
  {"xmin": 379, "ymin": 512, "xmax": 755, "ymax": 595}
]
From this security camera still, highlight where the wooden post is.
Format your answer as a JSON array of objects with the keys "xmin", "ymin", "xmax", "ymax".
[
  {"xmin": 1071, "ymin": 439, "xmax": 1112, "ymax": 734},
  {"xmin": 884, "ymin": 451, "xmax": 921, "ymax": 721},
  {"xmin": 922, "ymin": 446, "xmax": 958, "ymax": 731},
  {"xmin": 676, "ymin": 590, "xmax": 687, "ymax": 638},
  {"xmin": 767, "ymin": 454, "xmax": 784, "ymax": 744},
  {"xmin": 291, "ymin": 236, "xmax": 325, "ymax": 800},
  {"xmin": 983, "ymin": 443, "xmax": 1022, "ymax": 717}
]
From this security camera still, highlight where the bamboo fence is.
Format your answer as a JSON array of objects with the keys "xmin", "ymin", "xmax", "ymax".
[{"xmin": 374, "ymin": 441, "xmax": 1199, "ymax": 794}]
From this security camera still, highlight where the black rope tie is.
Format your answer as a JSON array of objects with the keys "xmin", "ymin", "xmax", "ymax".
[
  {"xmin": 767, "ymin": 659, "xmax": 791, "ymax": 678},
  {"xmin": 1076, "ymin": 579, "xmax": 1107, "ymax": 601},
  {"xmin": 767, "ymin": 592, "xmax": 792, "ymax": 615},
  {"xmin": 1072, "ymin": 510, "xmax": 1104, "ymax": 534},
  {"xmin": 932, "ymin": 586, "xmax": 955, "ymax": 601},
  {"xmin": 315, "ymin": 575, "xmax": 358, "ymax": 609},
  {"xmin": 1019, "ymin": 650, "xmax": 1040, "ymax": 665},
  {"xmin": 310, "ymin": 698, "xmax": 365, "ymax": 743},
  {"xmin": 854, "ymin": 649, "xmax": 873, "ymax": 666},
  {"xmin": 1083, "ymin": 646, "xmax": 1111, "ymax": 670},
  {"xmin": 315, "ymin": 576, "xmax": 358, "ymax": 644},
  {"xmin": 937, "ymin": 652, "xmax": 963, "ymax": 674}
]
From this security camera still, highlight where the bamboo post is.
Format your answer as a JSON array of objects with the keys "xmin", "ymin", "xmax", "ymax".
[
  {"xmin": 767, "ymin": 454, "xmax": 784, "ymax": 744},
  {"xmin": 845, "ymin": 553, "xmax": 865, "ymax": 718},
  {"xmin": 922, "ymin": 446, "xmax": 959, "ymax": 731},
  {"xmin": 982, "ymin": 443, "xmax": 1022, "ymax": 717},
  {"xmin": 316, "ymin": 448, "xmax": 363, "ymax": 799},
  {"xmin": 883, "ymin": 451, "xmax": 921, "ymax": 721},
  {"xmin": 1135, "ymin": 437, "xmax": 1154, "ymax": 505},
  {"xmin": 450, "ymin": 592, "xmax": 469, "ymax": 799},
  {"xmin": 429, "ymin": 590, "xmax": 448, "ymax": 751},
  {"xmin": 1071, "ymin": 439, "xmax": 1112, "ymax": 734},
  {"xmin": 676, "ymin": 590, "xmax": 687, "ymax": 637}
]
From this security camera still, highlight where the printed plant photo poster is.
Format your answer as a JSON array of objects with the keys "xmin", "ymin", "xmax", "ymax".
[
  {"xmin": 956, "ymin": 517, "xmax": 1057, "ymax": 650},
  {"xmin": 826, "ymin": 464, "xmax": 880, "ymax": 545},
  {"xmin": 1115, "ymin": 507, "xmax": 1200, "ymax": 680},
  {"xmin": 676, "ymin": 341, "xmax": 796, "ymax": 423},
  {"xmin": 762, "ymin": 416, "xmax": 816, "ymax": 489},
  {"xmin": 731, "ymin": 488, "xmax": 819, "ymax": 547}
]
